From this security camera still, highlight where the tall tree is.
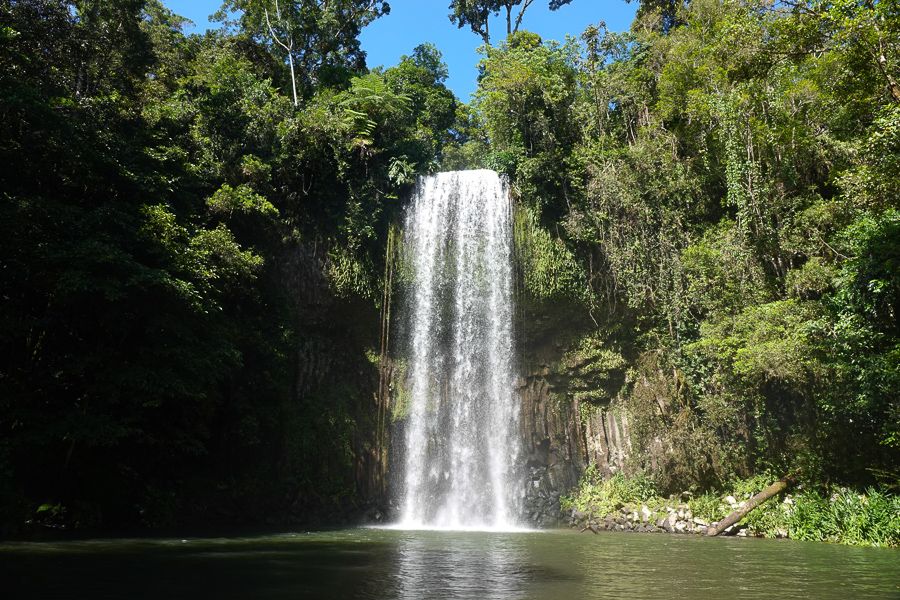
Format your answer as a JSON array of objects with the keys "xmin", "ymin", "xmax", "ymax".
[
  {"xmin": 625, "ymin": 0, "xmax": 687, "ymax": 33},
  {"xmin": 215, "ymin": 0, "xmax": 390, "ymax": 102},
  {"xmin": 449, "ymin": 0, "xmax": 574, "ymax": 45}
]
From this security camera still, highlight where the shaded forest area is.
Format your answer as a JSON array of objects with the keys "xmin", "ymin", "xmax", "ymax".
[
  {"xmin": 0, "ymin": 0, "xmax": 454, "ymax": 532},
  {"xmin": 1, "ymin": 0, "xmax": 897, "ymax": 535}
]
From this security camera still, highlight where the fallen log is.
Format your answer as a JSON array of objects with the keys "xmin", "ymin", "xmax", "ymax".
[{"xmin": 706, "ymin": 475, "xmax": 795, "ymax": 537}]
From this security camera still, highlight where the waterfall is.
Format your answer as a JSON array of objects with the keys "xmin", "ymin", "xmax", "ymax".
[{"xmin": 398, "ymin": 170, "xmax": 522, "ymax": 530}]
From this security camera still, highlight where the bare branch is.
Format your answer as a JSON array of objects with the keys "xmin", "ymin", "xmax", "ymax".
[
  {"xmin": 264, "ymin": 7, "xmax": 292, "ymax": 53},
  {"xmin": 264, "ymin": 4, "xmax": 298, "ymax": 106},
  {"xmin": 513, "ymin": 0, "xmax": 535, "ymax": 33}
]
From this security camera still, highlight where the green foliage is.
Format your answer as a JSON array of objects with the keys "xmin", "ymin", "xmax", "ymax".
[
  {"xmin": 440, "ymin": 104, "xmax": 491, "ymax": 171},
  {"xmin": 468, "ymin": 0, "xmax": 900, "ymax": 494},
  {"xmin": 514, "ymin": 204, "xmax": 590, "ymax": 303},
  {"xmin": 787, "ymin": 488, "xmax": 900, "ymax": 548},
  {"xmin": 474, "ymin": 32, "xmax": 580, "ymax": 219},
  {"xmin": 681, "ymin": 221, "xmax": 770, "ymax": 322},
  {"xmin": 384, "ymin": 44, "xmax": 458, "ymax": 164},
  {"xmin": 835, "ymin": 210, "xmax": 900, "ymax": 333},
  {"xmin": 686, "ymin": 492, "xmax": 723, "ymax": 522},
  {"xmin": 326, "ymin": 242, "xmax": 376, "ymax": 299},
  {"xmin": 2, "ymin": 0, "xmax": 898, "ymax": 536},
  {"xmin": 561, "ymin": 468, "xmax": 660, "ymax": 515},
  {"xmin": 339, "ymin": 73, "xmax": 411, "ymax": 156},
  {"xmin": 448, "ymin": 0, "xmax": 575, "ymax": 45},
  {"xmin": 622, "ymin": 352, "xmax": 726, "ymax": 493},
  {"xmin": 214, "ymin": 0, "xmax": 390, "ymax": 95},
  {"xmin": 208, "ymin": 184, "xmax": 279, "ymax": 217},
  {"xmin": 786, "ymin": 257, "xmax": 836, "ymax": 300},
  {"xmin": 690, "ymin": 300, "xmax": 825, "ymax": 388},
  {"xmin": 561, "ymin": 334, "xmax": 627, "ymax": 406}
]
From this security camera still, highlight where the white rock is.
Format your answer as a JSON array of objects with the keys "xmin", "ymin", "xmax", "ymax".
[{"xmin": 725, "ymin": 495, "xmax": 737, "ymax": 506}]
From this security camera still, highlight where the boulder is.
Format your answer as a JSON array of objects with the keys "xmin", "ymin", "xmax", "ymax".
[{"xmin": 663, "ymin": 513, "xmax": 678, "ymax": 533}]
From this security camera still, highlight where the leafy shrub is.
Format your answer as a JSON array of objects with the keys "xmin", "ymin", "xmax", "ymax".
[
  {"xmin": 787, "ymin": 488, "xmax": 900, "ymax": 548},
  {"xmin": 561, "ymin": 468, "xmax": 661, "ymax": 515},
  {"xmin": 687, "ymin": 493, "xmax": 725, "ymax": 522}
]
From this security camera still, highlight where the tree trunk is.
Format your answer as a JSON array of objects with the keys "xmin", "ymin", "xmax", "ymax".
[
  {"xmin": 706, "ymin": 476, "xmax": 794, "ymax": 537},
  {"xmin": 876, "ymin": 53, "xmax": 900, "ymax": 103},
  {"xmin": 287, "ymin": 51, "xmax": 298, "ymax": 107},
  {"xmin": 265, "ymin": 5, "xmax": 299, "ymax": 107}
]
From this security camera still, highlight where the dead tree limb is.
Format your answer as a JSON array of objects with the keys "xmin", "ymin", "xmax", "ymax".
[{"xmin": 706, "ymin": 475, "xmax": 796, "ymax": 537}]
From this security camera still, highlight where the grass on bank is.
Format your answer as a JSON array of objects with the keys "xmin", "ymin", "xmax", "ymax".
[{"xmin": 561, "ymin": 469, "xmax": 900, "ymax": 548}]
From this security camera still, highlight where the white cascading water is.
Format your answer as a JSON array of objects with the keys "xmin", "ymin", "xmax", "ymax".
[{"xmin": 399, "ymin": 170, "xmax": 522, "ymax": 530}]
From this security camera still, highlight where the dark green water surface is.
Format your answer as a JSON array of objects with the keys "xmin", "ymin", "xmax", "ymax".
[{"xmin": 2, "ymin": 528, "xmax": 898, "ymax": 599}]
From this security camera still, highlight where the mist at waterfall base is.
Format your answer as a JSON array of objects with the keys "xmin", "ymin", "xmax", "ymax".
[{"xmin": 393, "ymin": 170, "xmax": 524, "ymax": 532}]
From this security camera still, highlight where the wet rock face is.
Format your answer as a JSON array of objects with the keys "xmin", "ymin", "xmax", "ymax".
[
  {"xmin": 519, "ymin": 375, "xmax": 585, "ymax": 527},
  {"xmin": 515, "ymin": 296, "xmax": 635, "ymax": 527},
  {"xmin": 523, "ymin": 479, "xmax": 563, "ymax": 528},
  {"xmin": 518, "ymin": 361, "xmax": 632, "ymax": 528}
]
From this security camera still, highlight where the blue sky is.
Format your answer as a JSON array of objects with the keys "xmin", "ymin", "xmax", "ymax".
[{"xmin": 161, "ymin": 1, "xmax": 637, "ymax": 100}]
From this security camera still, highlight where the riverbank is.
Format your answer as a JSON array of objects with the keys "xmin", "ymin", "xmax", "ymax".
[{"xmin": 562, "ymin": 472, "xmax": 900, "ymax": 548}]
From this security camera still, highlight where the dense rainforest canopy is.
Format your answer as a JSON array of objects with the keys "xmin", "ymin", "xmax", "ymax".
[{"xmin": 0, "ymin": 0, "xmax": 897, "ymax": 534}]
